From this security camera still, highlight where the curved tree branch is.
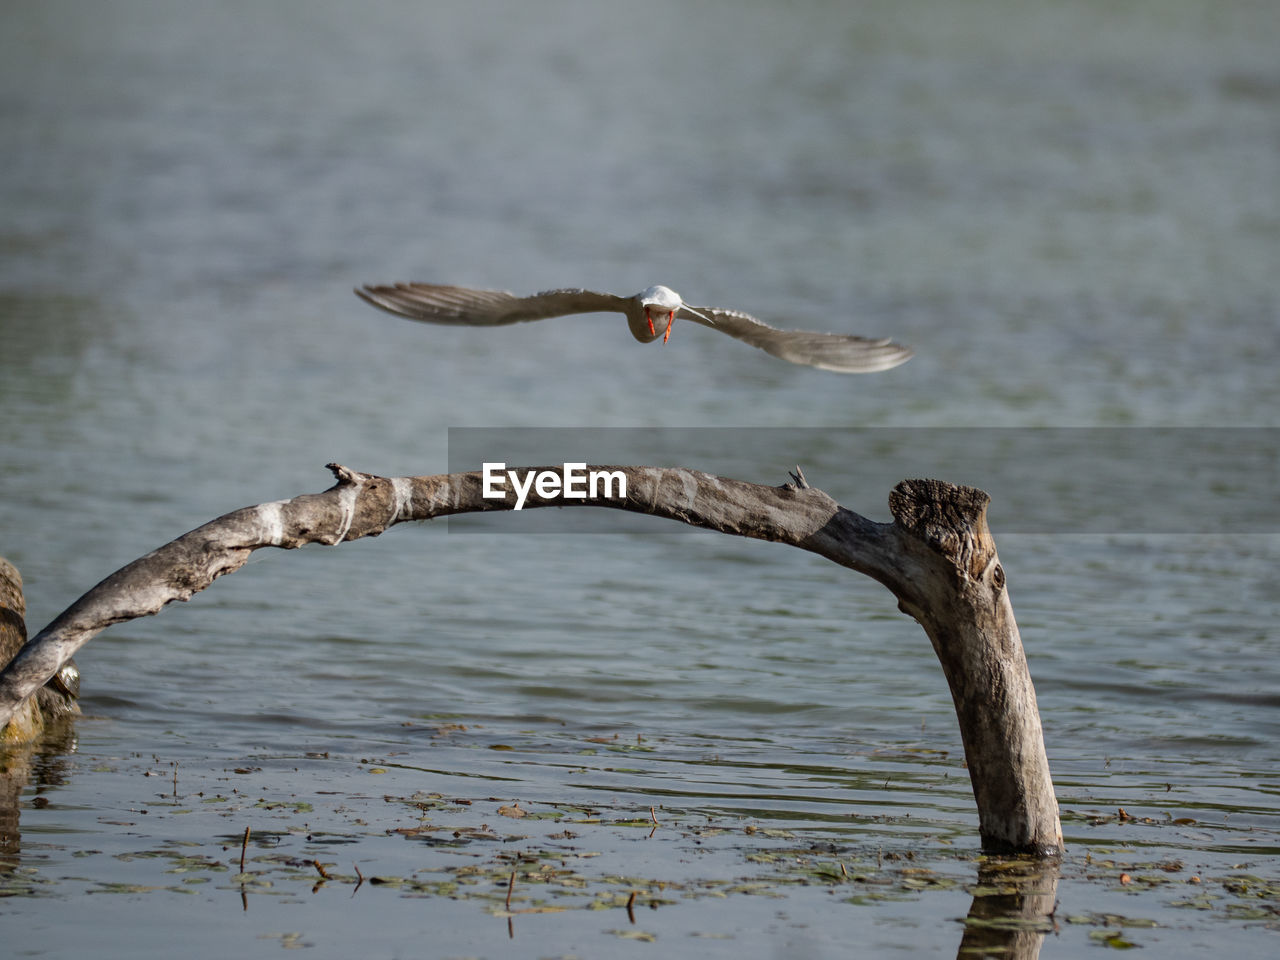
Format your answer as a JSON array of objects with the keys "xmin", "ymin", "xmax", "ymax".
[{"xmin": 0, "ymin": 463, "xmax": 1061, "ymax": 855}]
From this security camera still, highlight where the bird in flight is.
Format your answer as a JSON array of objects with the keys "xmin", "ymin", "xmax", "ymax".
[{"xmin": 354, "ymin": 283, "xmax": 913, "ymax": 373}]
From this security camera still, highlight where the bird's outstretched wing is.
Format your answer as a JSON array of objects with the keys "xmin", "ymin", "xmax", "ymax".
[
  {"xmin": 677, "ymin": 305, "xmax": 913, "ymax": 373},
  {"xmin": 355, "ymin": 283, "xmax": 630, "ymax": 326}
]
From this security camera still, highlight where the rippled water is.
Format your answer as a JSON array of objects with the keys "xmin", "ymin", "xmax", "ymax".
[{"xmin": 2, "ymin": 0, "xmax": 1278, "ymax": 956}]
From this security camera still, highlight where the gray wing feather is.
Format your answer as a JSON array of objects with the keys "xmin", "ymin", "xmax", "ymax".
[
  {"xmin": 678, "ymin": 305, "xmax": 913, "ymax": 374},
  {"xmin": 355, "ymin": 283, "xmax": 630, "ymax": 326}
]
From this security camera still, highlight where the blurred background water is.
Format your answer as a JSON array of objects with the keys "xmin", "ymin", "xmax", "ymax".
[{"xmin": 1, "ymin": 0, "xmax": 1277, "ymax": 956}]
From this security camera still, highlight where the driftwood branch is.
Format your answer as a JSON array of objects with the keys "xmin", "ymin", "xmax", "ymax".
[{"xmin": 0, "ymin": 463, "xmax": 1061, "ymax": 855}]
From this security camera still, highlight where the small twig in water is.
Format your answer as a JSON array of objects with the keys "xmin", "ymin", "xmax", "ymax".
[
  {"xmin": 626, "ymin": 890, "xmax": 637, "ymax": 924},
  {"xmin": 312, "ymin": 860, "xmax": 330, "ymax": 880},
  {"xmin": 505, "ymin": 868, "xmax": 516, "ymax": 910},
  {"xmin": 649, "ymin": 806, "xmax": 659, "ymax": 825},
  {"xmin": 240, "ymin": 826, "xmax": 250, "ymax": 873}
]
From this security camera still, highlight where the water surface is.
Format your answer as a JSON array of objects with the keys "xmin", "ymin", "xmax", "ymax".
[{"xmin": 1, "ymin": 0, "xmax": 1277, "ymax": 956}]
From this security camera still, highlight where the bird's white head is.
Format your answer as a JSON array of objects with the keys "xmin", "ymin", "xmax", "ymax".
[
  {"xmin": 635, "ymin": 285, "xmax": 710, "ymax": 344},
  {"xmin": 638, "ymin": 285, "xmax": 683, "ymax": 313}
]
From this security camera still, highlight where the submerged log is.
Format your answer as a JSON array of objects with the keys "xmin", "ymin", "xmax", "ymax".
[
  {"xmin": 0, "ymin": 557, "xmax": 37, "ymax": 744},
  {"xmin": 0, "ymin": 559, "xmax": 24, "ymax": 671},
  {"xmin": 0, "ymin": 463, "xmax": 1061, "ymax": 855},
  {"xmin": 0, "ymin": 558, "xmax": 79, "ymax": 744}
]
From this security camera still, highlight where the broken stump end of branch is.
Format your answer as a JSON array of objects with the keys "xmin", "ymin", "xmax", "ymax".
[{"xmin": 890, "ymin": 478, "xmax": 997, "ymax": 582}]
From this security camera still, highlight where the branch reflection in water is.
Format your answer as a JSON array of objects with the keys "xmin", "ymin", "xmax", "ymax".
[{"xmin": 957, "ymin": 858, "xmax": 1060, "ymax": 960}]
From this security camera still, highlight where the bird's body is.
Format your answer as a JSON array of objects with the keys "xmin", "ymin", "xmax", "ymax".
[{"xmin": 355, "ymin": 282, "xmax": 913, "ymax": 373}]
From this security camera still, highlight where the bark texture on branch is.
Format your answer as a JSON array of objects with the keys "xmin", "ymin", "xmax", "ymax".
[{"xmin": 0, "ymin": 463, "xmax": 1061, "ymax": 855}]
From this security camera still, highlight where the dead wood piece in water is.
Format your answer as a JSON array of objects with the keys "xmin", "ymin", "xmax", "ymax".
[
  {"xmin": 0, "ymin": 464, "xmax": 1061, "ymax": 855},
  {"xmin": 1, "ymin": 556, "xmax": 79, "ymax": 743}
]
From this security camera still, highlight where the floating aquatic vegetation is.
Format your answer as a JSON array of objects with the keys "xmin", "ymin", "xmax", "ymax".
[{"xmin": 4, "ymin": 744, "xmax": 1278, "ymax": 960}]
